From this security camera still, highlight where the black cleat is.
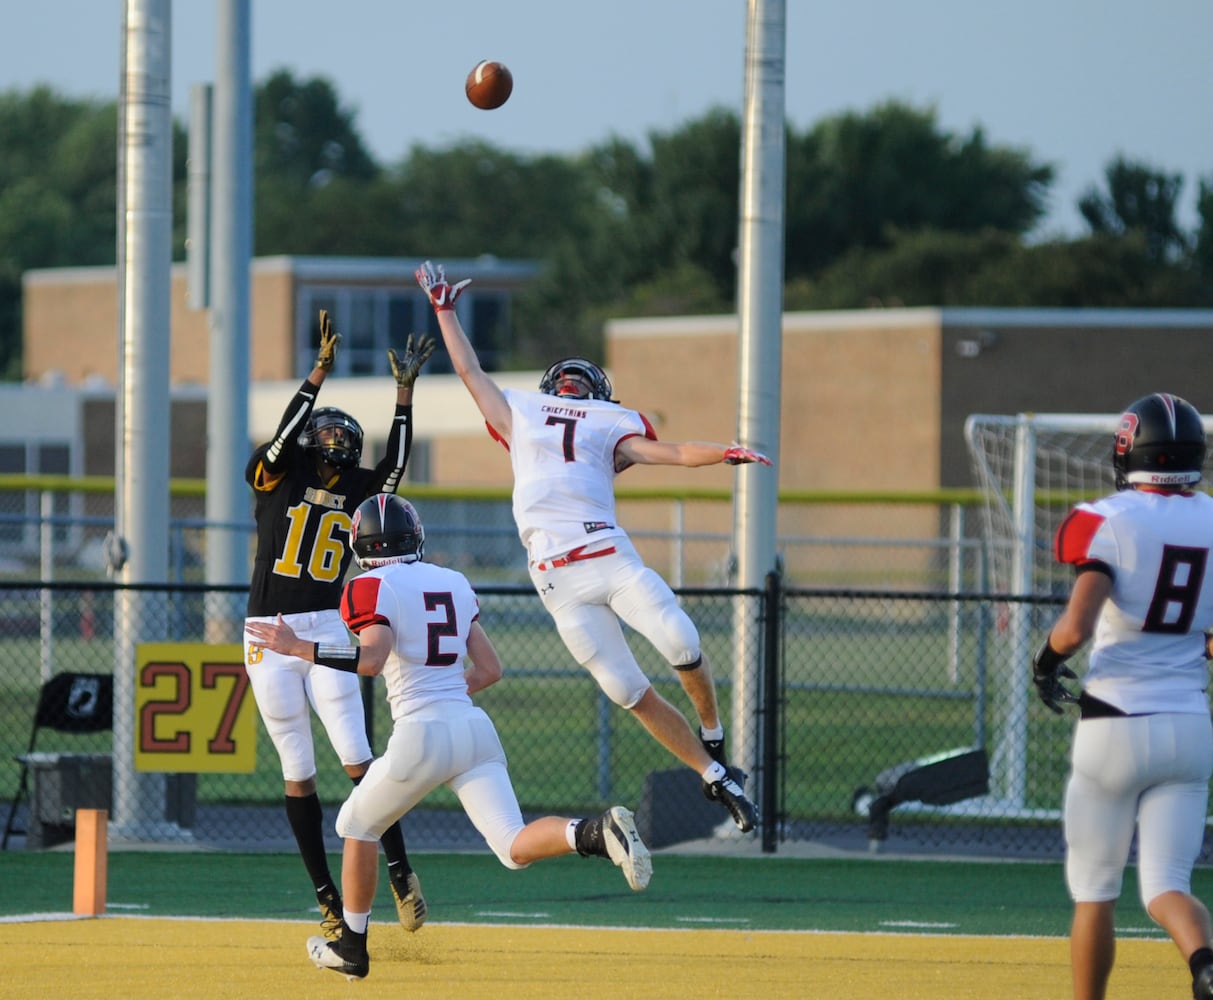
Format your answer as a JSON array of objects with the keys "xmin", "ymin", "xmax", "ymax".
[
  {"xmin": 710, "ymin": 773, "xmax": 758, "ymax": 833},
  {"xmin": 1195, "ymin": 963, "xmax": 1213, "ymax": 999},
  {"xmin": 307, "ymin": 933, "xmax": 369, "ymax": 980}
]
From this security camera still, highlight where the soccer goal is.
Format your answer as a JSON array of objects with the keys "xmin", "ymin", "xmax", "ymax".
[{"xmin": 964, "ymin": 411, "xmax": 1213, "ymax": 813}]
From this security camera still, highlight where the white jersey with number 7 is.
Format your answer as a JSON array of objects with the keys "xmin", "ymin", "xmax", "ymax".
[{"xmin": 492, "ymin": 388, "xmax": 657, "ymax": 563}]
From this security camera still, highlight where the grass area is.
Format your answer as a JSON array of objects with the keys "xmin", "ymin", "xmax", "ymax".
[{"xmin": 4, "ymin": 848, "xmax": 1207, "ymax": 943}]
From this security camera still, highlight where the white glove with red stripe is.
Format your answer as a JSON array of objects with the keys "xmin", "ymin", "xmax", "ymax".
[
  {"xmin": 723, "ymin": 444, "xmax": 771, "ymax": 466},
  {"xmin": 416, "ymin": 260, "xmax": 471, "ymax": 313}
]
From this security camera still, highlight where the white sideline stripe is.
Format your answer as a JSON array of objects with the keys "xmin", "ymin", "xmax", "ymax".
[{"xmin": 0, "ymin": 913, "xmax": 1080, "ymax": 941}]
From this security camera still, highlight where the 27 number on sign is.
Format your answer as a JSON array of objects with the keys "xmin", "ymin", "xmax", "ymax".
[{"xmin": 134, "ymin": 643, "xmax": 257, "ymax": 773}]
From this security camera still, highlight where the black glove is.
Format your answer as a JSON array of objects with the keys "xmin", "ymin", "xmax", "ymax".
[
  {"xmin": 387, "ymin": 334, "xmax": 436, "ymax": 390},
  {"xmin": 1031, "ymin": 638, "xmax": 1078, "ymax": 714}
]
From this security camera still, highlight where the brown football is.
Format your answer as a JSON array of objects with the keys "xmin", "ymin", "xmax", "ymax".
[{"xmin": 466, "ymin": 60, "xmax": 513, "ymax": 110}]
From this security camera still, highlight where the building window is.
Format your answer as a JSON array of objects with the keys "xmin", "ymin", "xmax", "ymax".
[{"xmin": 296, "ymin": 286, "xmax": 509, "ymax": 378}]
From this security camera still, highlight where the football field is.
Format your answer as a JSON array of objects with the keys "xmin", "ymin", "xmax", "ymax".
[{"xmin": 0, "ymin": 849, "xmax": 1202, "ymax": 998}]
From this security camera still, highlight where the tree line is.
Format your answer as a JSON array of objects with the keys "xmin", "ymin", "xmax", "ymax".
[{"xmin": 1, "ymin": 71, "xmax": 1210, "ymax": 380}]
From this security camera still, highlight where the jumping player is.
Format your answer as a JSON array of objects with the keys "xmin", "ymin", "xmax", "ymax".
[
  {"xmin": 242, "ymin": 309, "xmax": 434, "ymax": 940},
  {"xmin": 1032, "ymin": 392, "xmax": 1213, "ymax": 1000},
  {"xmin": 414, "ymin": 259, "xmax": 769, "ymax": 834},
  {"xmin": 247, "ymin": 493, "xmax": 652, "ymax": 981}
]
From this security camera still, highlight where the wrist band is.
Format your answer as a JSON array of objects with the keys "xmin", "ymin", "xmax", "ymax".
[{"xmin": 314, "ymin": 642, "xmax": 360, "ymax": 673}]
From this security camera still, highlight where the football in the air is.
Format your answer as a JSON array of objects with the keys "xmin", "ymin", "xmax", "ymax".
[{"xmin": 465, "ymin": 60, "xmax": 513, "ymax": 110}]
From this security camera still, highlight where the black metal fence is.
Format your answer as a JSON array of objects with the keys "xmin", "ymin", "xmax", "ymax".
[{"xmin": 3, "ymin": 574, "xmax": 1172, "ymax": 862}]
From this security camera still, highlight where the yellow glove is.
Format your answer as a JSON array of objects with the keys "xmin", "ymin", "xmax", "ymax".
[
  {"xmin": 315, "ymin": 310, "xmax": 341, "ymax": 371},
  {"xmin": 388, "ymin": 334, "xmax": 437, "ymax": 390}
]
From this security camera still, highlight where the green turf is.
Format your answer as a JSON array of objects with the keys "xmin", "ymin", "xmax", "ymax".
[{"xmin": 2, "ymin": 849, "xmax": 1203, "ymax": 941}]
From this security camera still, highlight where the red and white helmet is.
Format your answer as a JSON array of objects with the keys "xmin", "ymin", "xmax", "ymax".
[{"xmin": 538, "ymin": 358, "xmax": 614, "ymax": 402}]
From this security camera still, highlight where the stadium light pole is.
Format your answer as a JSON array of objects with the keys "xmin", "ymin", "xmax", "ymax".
[{"xmin": 731, "ymin": 0, "xmax": 786, "ymax": 829}]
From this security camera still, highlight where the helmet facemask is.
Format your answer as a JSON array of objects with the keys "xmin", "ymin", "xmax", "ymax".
[
  {"xmin": 302, "ymin": 407, "xmax": 364, "ymax": 469},
  {"xmin": 538, "ymin": 358, "xmax": 614, "ymax": 402}
]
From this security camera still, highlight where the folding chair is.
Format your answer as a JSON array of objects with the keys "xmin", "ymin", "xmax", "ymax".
[{"xmin": 2, "ymin": 672, "xmax": 114, "ymax": 850}]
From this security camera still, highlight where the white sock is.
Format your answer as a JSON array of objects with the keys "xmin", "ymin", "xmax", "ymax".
[
  {"xmin": 700, "ymin": 724, "xmax": 724, "ymax": 742},
  {"xmin": 565, "ymin": 819, "xmax": 581, "ymax": 850},
  {"xmin": 344, "ymin": 909, "xmax": 370, "ymax": 934},
  {"xmin": 701, "ymin": 761, "xmax": 727, "ymax": 784}
]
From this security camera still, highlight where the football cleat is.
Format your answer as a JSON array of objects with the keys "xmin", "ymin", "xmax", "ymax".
[
  {"xmin": 307, "ymin": 934, "xmax": 368, "ymax": 980},
  {"xmin": 315, "ymin": 884, "xmax": 343, "ymax": 942},
  {"xmin": 1195, "ymin": 963, "xmax": 1213, "ymax": 999},
  {"xmin": 602, "ymin": 806, "xmax": 652, "ymax": 891},
  {"xmin": 389, "ymin": 870, "xmax": 428, "ymax": 932},
  {"xmin": 710, "ymin": 774, "xmax": 758, "ymax": 833},
  {"xmin": 699, "ymin": 731, "xmax": 748, "ymax": 802}
]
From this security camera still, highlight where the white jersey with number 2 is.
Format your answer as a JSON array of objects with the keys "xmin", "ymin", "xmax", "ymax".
[
  {"xmin": 1055, "ymin": 487, "xmax": 1213, "ymax": 715},
  {"xmin": 496, "ymin": 388, "xmax": 656, "ymax": 563}
]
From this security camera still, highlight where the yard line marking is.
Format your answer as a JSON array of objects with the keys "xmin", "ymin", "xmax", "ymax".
[
  {"xmin": 676, "ymin": 917, "xmax": 753, "ymax": 925},
  {"xmin": 476, "ymin": 910, "xmax": 551, "ymax": 919},
  {"xmin": 881, "ymin": 920, "xmax": 957, "ymax": 929}
]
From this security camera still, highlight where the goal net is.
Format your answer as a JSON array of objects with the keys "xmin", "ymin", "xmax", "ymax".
[{"xmin": 964, "ymin": 412, "xmax": 1213, "ymax": 813}]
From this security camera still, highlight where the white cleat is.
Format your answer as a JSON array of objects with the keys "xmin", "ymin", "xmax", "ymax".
[
  {"xmin": 603, "ymin": 806, "xmax": 652, "ymax": 891},
  {"xmin": 307, "ymin": 934, "xmax": 368, "ymax": 980}
]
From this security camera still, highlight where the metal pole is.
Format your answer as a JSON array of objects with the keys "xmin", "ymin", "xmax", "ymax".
[
  {"xmin": 206, "ymin": 0, "xmax": 252, "ymax": 631},
  {"xmin": 731, "ymin": 0, "xmax": 786, "ymax": 783},
  {"xmin": 114, "ymin": 0, "xmax": 175, "ymax": 840}
]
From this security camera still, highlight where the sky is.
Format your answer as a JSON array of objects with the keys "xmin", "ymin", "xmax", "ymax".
[{"xmin": 3, "ymin": 0, "xmax": 1212, "ymax": 237}]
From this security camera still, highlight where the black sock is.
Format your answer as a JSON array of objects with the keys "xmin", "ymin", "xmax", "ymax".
[
  {"xmin": 284, "ymin": 793, "xmax": 334, "ymax": 891},
  {"xmin": 339, "ymin": 924, "xmax": 368, "ymax": 958},
  {"xmin": 573, "ymin": 814, "xmax": 606, "ymax": 858},
  {"xmin": 379, "ymin": 821, "xmax": 412, "ymax": 878},
  {"xmin": 1190, "ymin": 947, "xmax": 1213, "ymax": 978}
]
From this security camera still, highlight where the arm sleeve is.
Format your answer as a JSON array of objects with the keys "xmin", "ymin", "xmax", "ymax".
[
  {"xmin": 260, "ymin": 378, "xmax": 321, "ymax": 474},
  {"xmin": 371, "ymin": 403, "xmax": 413, "ymax": 494}
]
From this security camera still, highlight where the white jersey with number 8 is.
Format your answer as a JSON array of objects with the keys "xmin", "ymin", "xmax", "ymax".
[{"xmin": 1055, "ymin": 488, "xmax": 1213, "ymax": 715}]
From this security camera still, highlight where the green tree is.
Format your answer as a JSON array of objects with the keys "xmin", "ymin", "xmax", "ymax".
[
  {"xmin": 1190, "ymin": 173, "xmax": 1213, "ymax": 279},
  {"xmin": 253, "ymin": 69, "xmax": 380, "ymax": 253},
  {"xmin": 786, "ymin": 102, "xmax": 1053, "ymax": 278},
  {"xmin": 1078, "ymin": 157, "xmax": 1189, "ymax": 263}
]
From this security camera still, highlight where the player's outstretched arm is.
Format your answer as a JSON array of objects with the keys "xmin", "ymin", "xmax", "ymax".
[
  {"xmin": 619, "ymin": 436, "xmax": 773, "ymax": 469},
  {"xmin": 415, "ymin": 260, "xmax": 512, "ymax": 437}
]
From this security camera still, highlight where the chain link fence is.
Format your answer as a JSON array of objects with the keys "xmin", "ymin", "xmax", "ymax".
[
  {"xmin": 0, "ymin": 576, "xmax": 1167, "ymax": 861},
  {"xmin": 2, "ymin": 483, "xmax": 1207, "ymax": 861}
]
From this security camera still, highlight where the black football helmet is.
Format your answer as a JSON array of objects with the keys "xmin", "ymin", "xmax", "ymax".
[
  {"xmin": 351, "ymin": 493, "xmax": 425, "ymax": 569},
  {"xmin": 1112, "ymin": 392, "xmax": 1205, "ymax": 490},
  {"xmin": 302, "ymin": 407, "xmax": 363, "ymax": 469},
  {"xmin": 538, "ymin": 358, "xmax": 614, "ymax": 402}
]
